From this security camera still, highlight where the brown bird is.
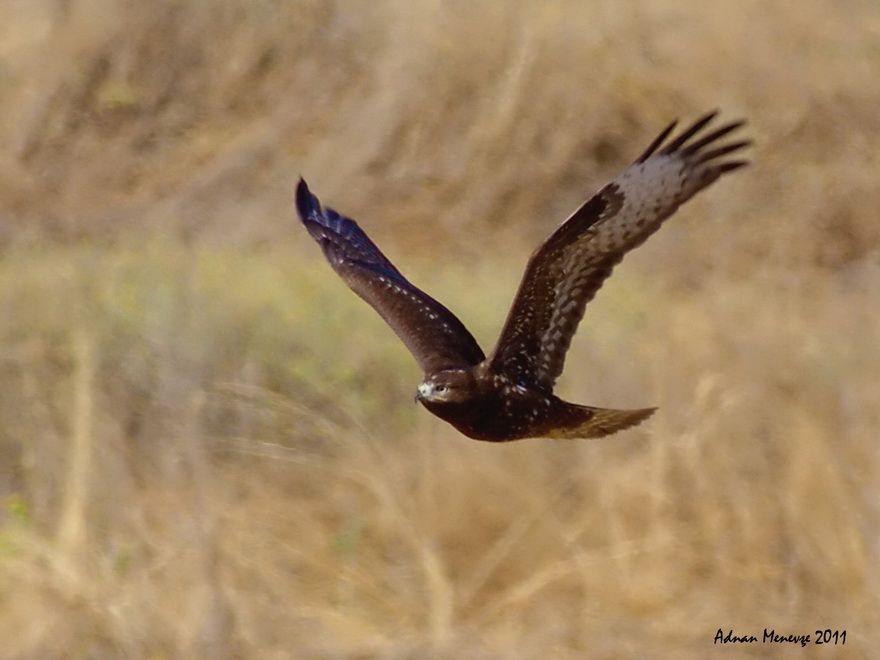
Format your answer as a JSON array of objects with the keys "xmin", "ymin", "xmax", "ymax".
[{"xmin": 296, "ymin": 111, "xmax": 749, "ymax": 441}]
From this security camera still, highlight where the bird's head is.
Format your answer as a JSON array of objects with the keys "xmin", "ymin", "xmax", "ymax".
[{"xmin": 415, "ymin": 369, "xmax": 474, "ymax": 405}]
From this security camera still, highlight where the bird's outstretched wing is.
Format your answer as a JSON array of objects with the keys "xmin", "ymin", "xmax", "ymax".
[
  {"xmin": 296, "ymin": 179, "xmax": 485, "ymax": 374},
  {"xmin": 490, "ymin": 111, "xmax": 750, "ymax": 391}
]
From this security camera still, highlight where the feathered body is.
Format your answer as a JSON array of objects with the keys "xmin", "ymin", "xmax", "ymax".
[{"xmin": 296, "ymin": 112, "xmax": 749, "ymax": 441}]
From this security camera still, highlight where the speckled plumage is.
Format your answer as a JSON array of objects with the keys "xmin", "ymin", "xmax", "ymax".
[{"xmin": 296, "ymin": 112, "xmax": 749, "ymax": 441}]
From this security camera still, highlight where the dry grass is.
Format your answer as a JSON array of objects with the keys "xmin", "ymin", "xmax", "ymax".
[{"xmin": 1, "ymin": 1, "xmax": 878, "ymax": 657}]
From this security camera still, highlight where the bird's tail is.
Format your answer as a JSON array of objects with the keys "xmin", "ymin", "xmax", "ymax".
[{"xmin": 546, "ymin": 403, "xmax": 656, "ymax": 439}]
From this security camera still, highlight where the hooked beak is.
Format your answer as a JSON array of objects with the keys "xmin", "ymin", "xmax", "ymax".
[{"xmin": 414, "ymin": 382, "xmax": 433, "ymax": 402}]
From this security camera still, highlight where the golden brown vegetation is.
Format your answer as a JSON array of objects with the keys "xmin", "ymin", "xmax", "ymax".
[{"xmin": 1, "ymin": 1, "xmax": 878, "ymax": 657}]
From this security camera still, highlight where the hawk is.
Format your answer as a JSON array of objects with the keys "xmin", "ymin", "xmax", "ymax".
[{"xmin": 296, "ymin": 111, "xmax": 749, "ymax": 441}]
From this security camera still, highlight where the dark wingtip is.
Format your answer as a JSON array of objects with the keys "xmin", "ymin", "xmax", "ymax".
[
  {"xmin": 295, "ymin": 177, "xmax": 318, "ymax": 222},
  {"xmin": 695, "ymin": 139, "xmax": 753, "ymax": 165},
  {"xmin": 717, "ymin": 160, "xmax": 750, "ymax": 174},
  {"xmin": 661, "ymin": 110, "xmax": 721, "ymax": 155},
  {"xmin": 680, "ymin": 119, "xmax": 748, "ymax": 156},
  {"xmin": 636, "ymin": 118, "xmax": 679, "ymax": 163}
]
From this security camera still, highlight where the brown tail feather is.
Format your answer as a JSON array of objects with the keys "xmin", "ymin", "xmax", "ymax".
[{"xmin": 546, "ymin": 404, "xmax": 656, "ymax": 439}]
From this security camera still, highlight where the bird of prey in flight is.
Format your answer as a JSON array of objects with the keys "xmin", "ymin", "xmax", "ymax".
[{"xmin": 296, "ymin": 111, "xmax": 749, "ymax": 441}]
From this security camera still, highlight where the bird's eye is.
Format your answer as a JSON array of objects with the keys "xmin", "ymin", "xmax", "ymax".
[{"xmin": 436, "ymin": 385, "xmax": 447, "ymax": 393}]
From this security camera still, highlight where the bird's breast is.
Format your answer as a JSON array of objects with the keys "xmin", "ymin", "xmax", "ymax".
[{"xmin": 419, "ymin": 382, "xmax": 557, "ymax": 442}]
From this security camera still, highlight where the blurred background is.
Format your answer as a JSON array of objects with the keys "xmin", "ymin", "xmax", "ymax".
[{"xmin": 1, "ymin": 0, "xmax": 878, "ymax": 657}]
